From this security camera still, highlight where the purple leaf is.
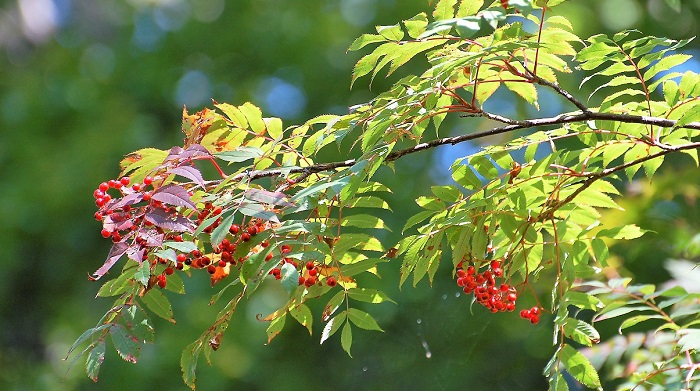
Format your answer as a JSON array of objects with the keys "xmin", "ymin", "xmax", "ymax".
[
  {"xmin": 169, "ymin": 165, "xmax": 206, "ymax": 187},
  {"xmin": 138, "ymin": 229, "xmax": 164, "ymax": 247},
  {"xmin": 126, "ymin": 246, "xmax": 145, "ymax": 262},
  {"xmin": 151, "ymin": 184, "xmax": 197, "ymax": 210},
  {"xmin": 245, "ymin": 188, "xmax": 293, "ymax": 207},
  {"xmin": 164, "ymin": 146, "xmax": 185, "ymax": 163},
  {"xmin": 181, "ymin": 144, "xmax": 212, "ymax": 159},
  {"xmin": 145, "ymin": 208, "xmax": 195, "ymax": 233},
  {"xmin": 103, "ymin": 214, "xmax": 135, "ymax": 233},
  {"xmin": 92, "ymin": 242, "xmax": 129, "ymax": 280},
  {"xmin": 110, "ymin": 193, "xmax": 144, "ymax": 210}
]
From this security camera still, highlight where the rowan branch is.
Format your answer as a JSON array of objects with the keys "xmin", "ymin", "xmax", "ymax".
[{"xmin": 219, "ymin": 111, "xmax": 700, "ymax": 187}]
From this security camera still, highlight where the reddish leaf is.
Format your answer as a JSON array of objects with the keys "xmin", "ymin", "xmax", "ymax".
[
  {"xmin": 144, "ymin": 208, "xmax": 195, "ymax": 232},
  {"xmin": 169, "ymin": 166, "xmax": 206, "ymax": 187},
  {"xmin": 110, "ymin": 193, "xmax": 144, "ymax": 210},
  {"xmin": 151, "ymin": 184, "xmax": 197, "ymax": 210},
  {"xmin": 92, "ymin": 243, "xmax": 129, "ymax": 280}
]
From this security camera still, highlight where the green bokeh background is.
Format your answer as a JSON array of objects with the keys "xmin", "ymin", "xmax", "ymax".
[{"xmin": 1, "ymin": 0, "xmax": 699, "ymax": 389}]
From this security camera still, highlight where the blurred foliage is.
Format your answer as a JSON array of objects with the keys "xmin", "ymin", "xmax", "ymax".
[{"xmin": 0, "ymin": 0, "xmax": 699, "ymax": 390}]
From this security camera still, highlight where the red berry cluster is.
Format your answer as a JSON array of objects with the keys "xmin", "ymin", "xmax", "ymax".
[
  {"xmin": 456, "ymin": 260, "xmax": 517, "ymax": 313},
  {"xmin": 519, "ymin": 306, "xmax": 541, "ymax": 324},
  {"xmin": 268, "ymin": 245, "xmax": 337, "ymax": 288}
]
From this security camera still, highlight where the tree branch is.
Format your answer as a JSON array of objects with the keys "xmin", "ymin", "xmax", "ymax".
[{"xmin": 222, "ymin": 111, "xmax": 700, "ymax": 186}]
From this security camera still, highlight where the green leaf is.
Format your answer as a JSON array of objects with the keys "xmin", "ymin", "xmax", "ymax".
[
  {"xmin": 181, "ymin": 341, "xmax": 202, "ymax": 390},
  {"xmin": 403, "ymin": 13, "xmax": 429, "ymax": 39},
  {"xmin": 333, "ymin": 233, "xmax": 384, "ymax": 255},
  {"xmin": 109, "ymin": 324, "xmax": 140, "ymax": 363},
  {"xmin": 619, "ymin": 314, "xmax": 664, "ymax": 332},
  {"xmin": 451, "ymin": 161, "xmax": 482, "ymax": 190},
  {"xmin": 211, "ymin": 211, "xmax": 236, "ymax": 247},
  {"xmin": 564, "ymin": 318, "xmax": 600, "ymax": 347},
  {"xmin": 341, "ymin": 214, "xmax": 389, "ymax": 229},
  {"xmin": 215, "ymin": 147, "xmax": 264, "ymax": 163},
  {"xmin": 347, "ymin": 308, "xmax": 384, "ymax": 331},
  {"xmin": 239, "ymin": 102, "xmax": 266, "ymax": 134},
  {"xmin": 340, "ymin": 258, "xmax": 388, "ymax": 277},
  {"xmin": 376, "ymin": 24, "xmax": 404, "ymax": 41},
  {"xmin": 97, "ymin": 272, "xmax": 135, "ymax": 297},
  {"xmin": 321, "ymin": 312, "xmax": 346, "ymax": 344},
  {"xmin": 348, "ymin": 34, "xmax": 386, "ymax": 51},
  {"xmin": 85, "ymin": 341, "xmax": 106, "ymax": 382},
  {"xmin": 290, "ymin": 304, "xmax": 313, "ymax": 335},
  {"xmin": 597, "ymin": 224, "xmax": 646, "ymax": 240},
  {"xmin": 280, "ymin": 263, "xmax": 300, "ymax": 295},
  {"xmin": 456, "ymin": 0, "xmax": 482, "ymax": 17},
  {"xmin": 560, "ymin": 344, "xmax": 601, "ymax": 389},
  {"xmin": 133, "ymin": 262, "xmax": 150, "ymax": 287},
  {"xmin": 643, "ymin": 53, "xmax": 691, "ymax": 81},
  {"xmin": 431, "ymin": 185, "xmax": 461, "ymax": 203},
  {"xmin": 433, "ymin": 0, "xmax": 457, "ymax": 21},
  {"xmin": 140, "ymin": 289, "xmax": 175, "ymax": 323},
  {"xmin": 163, "ymin": 241, "xmax": 198, "ymax": 254},
  {"xmin": 266, "ymin": 314, "xmax": 286, "ymax": 344},
  {"xmin": 504, "ymin": 81, "xmax": 539, "ymax": 109},
  {"xmin": 348, "ymin": 288, "xmax": 396, "ymax": 304},
  {"xmin": 564, "ymin": 291, "xmax": 603, "ymax": 311},
  {"xmin": 341, "ymin": 322, "xmax": 353, "ymax": 357}
]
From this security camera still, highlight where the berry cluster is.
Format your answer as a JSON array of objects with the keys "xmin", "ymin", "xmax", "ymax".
[
  {"xmin": 519, "ymin": 306, "xmax": 541, "ymax": 324},
  {"xmin": 268, "ymin": 245, "xmax": 337, "ymax": 288},
  {"xmin": 93, "ymin": 176, "xmax": 342, "ymax": 291},
  {"xmin": 456, "ymin": 260, "xmax": 517, "ymax": 313}
]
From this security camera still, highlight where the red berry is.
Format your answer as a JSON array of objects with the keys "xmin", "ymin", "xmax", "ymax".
[
  {"xmin": 298, "ymin": 277, "xmax": 306, "ymax": 285},
  {"xmin": 241, "ymin": 233, "xmax": 251, "ymax": 242},
  {"xmin": 490, "ymin": 260, "xmax": 501, "ymax": 269},
  {"xmin": 142, "ymin": 192, "xmax": 152, "ymax": 202},
  {"xmin": 99, "ymin": 182, "xmax": 109, "ymax": 192},
  {"xmin": 94, "ymin": 212, "xmax": 103, "ymax": 221},
  {"xmin": 247, "ymin": 226, "xmax": 258, "ymax": 235},
  {"xmin": 326, "ymin": 276, "xmax": 337, "ymax": 287},
  {"xmin": 281, "ymin": 244, "xmax": 291, "ymax": 254},
  {"xmin": 305, "ymin": 261, "xmax": 315, "ymax": 270},
  {"xmin": 120, "ymin": 177, "xmax": 130, "ymax": 186},
  {"xmin": 530, "ymin": 315, "xmax": 540, "ymax": 325},
  {"xmin": 177, "ymin": 253, "xmax": 187, "ymax": 262},
  {"xmin": 492, "ymin": 267, "xmax": 503, "ymax": 277},
  {"xmin": 466, "ymin": 265, "xmax": 475, "ymax": 275},
  {"xmin": 229, "ymin": 224, "xmax": 240, "ymax": 234},
  {"xmin": 520, "ymin": 310, "xmax": 530, "ymax": 319},
  {"xmin": 157, "ymin": 275, "xmax": 167, "ymax": 288},
  {"xmin": 143, "ymin": 176, "xmax": 153, "ymax": 185},
  {"xmin": 207, "ymin": 265, "xmax": 217, "ymax": 274},
  {"xmin": 101, "ymin": 229, "xmax": 111, "ymax": 238},
  {"xmin": 507, "ymin": 292, "xmax": 517, "ymax": 302},
  {"xmin": 165, "ymin": 266, "xmax": 174, "ymax": 275},
  {"xmin": 93, "ymin": 189, "xmax": 104, "ymax": 199},
  {"xmin": 309, "ymin": 269, "xmax": 318, "ymax": 277},
  {"xmin": 530, "ymin": 306, "xmax": 540, "ymax": 316},
  {"xmin": 265, "ymin": 253, "xmax": 273, "ymax": 262},
  {"xmin": 132, "ymin": 183, "xmax": 141, "ymax": 191},
  {"xmin": 304, "ymin": 276, "xmax": 316, "ymax": 287},
  {"xmin": 218, "ymin": 260, "xmax": 227, "ymax": 267}
]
